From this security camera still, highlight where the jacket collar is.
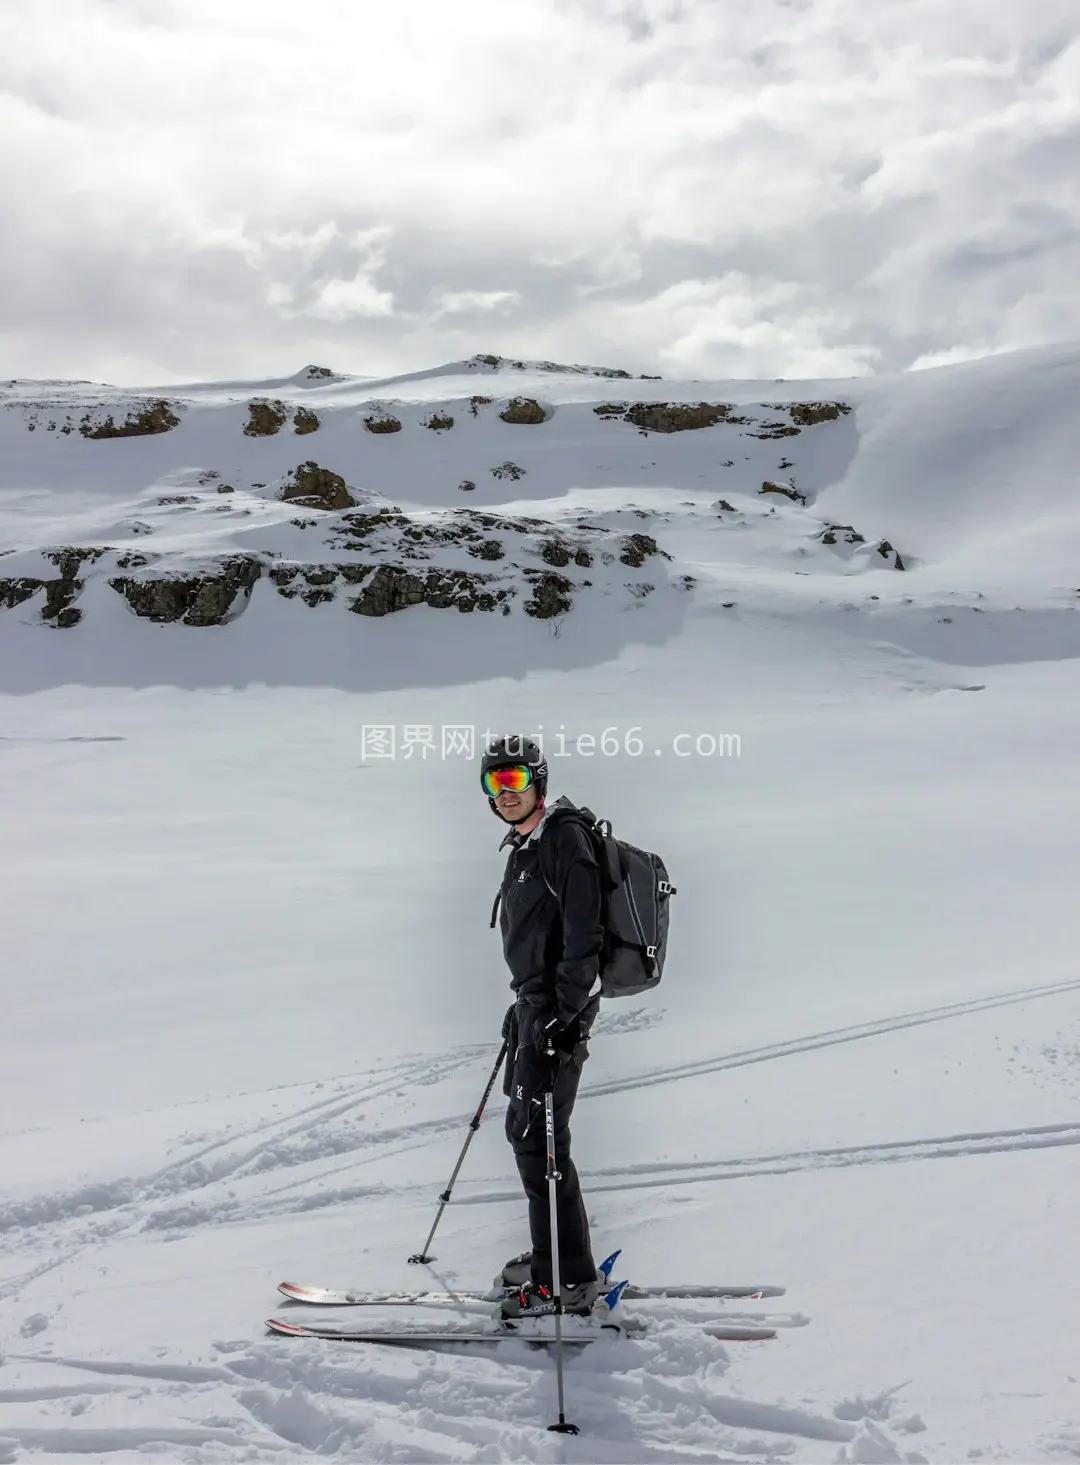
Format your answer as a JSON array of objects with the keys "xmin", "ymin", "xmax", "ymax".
[{"xmin": 497, "ymin": 794, "xmax": 575, "ymax": 851}]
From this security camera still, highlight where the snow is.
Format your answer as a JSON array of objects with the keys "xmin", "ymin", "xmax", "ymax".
[{"xmin": 2, "ymin": 345, "xmax": 1080, "ymax": 1460}]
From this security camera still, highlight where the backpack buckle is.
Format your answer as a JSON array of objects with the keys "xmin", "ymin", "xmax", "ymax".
[
  {"xmin": 646, "ymin": 945, "xmax": 657, "ymax": 958},
  {"xmin": 658, "ymin": 880, "xmax": 674, "ymax": 895}
]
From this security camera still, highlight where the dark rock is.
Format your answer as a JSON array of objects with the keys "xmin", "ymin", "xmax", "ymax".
[
  {"xmin": 423, "ymin": 413, "xmax": 455, "ymax": 431},
  {"xmin": 79, "ymin": 399, "xmax": 181, "ymax": 439},
  {"xmin": 619, "ymin": 533, "xmax": 667, "ymax": 567},
  {"xmin": 818, "ymin": 523, "xmax": 865, "ymax": 546},
  {"xmin": 499, "ymin": 397, "xmax": 546, "ymax": 425},
  {"xmin": 541, "ymin": 540, "xmax": 571, "ymax": 567},
  {"xmin": 110, "ymin": 556, "xmax": 262, "ymax": 625},
  {"xmin": 280, "ymin": 462, "xmax": 357, "ymax": 511},
  {"xmin": 348, "ymin": 564, "xmax": 505, "ymax": 616},
  {"xmin": 0, "ymin": 578, "xmax": 44, "ymax": 609},
  {"xmin": 748, "ymin": 422, "xmax": 801, "ymax": 439},
  {"xmin": 293, "ymin": 407, "xmax": 320, "ymax": 435},
  {"xmin": 364, "ymin": 413, "xmax": 402, "ymax": 433},
  {"xmin": 623, "ymin": 402, "xmax": 734, "ymax": 432},
  {"xmin": 244, "ymin": 400, "xmax": 288, "ymax": 436},
  {"xmin": 759, "ymin": 480, "xmax": 807, "ymax": 504},
  {"xmin": 523, "ymin": 570, "xmax": 573, "ymax": 619},
  {"xmin": 787, "ymin": 401, "xmax": 852, "ymax": 426}
]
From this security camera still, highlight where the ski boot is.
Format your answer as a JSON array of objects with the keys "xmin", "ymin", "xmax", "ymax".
[
  {"xmin": 496, "ymin": 1249, "xmax": 617, "ymax": 1292},
  {"xmin": 500, "ymin": 1278, "xmax": 602, "ymax": 1320},
  {"xmin": 496, "ymin": 1251, "xmax": 533, "ymax": 1290}
]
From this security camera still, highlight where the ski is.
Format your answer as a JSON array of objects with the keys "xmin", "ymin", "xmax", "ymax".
[
  {"xmin": 265, "ymin": 1316, "xmax": 777, "ymax": 1345},
  {"xmin": 276, "ymin": 1280, "xmax": 785, "ymax": 1307},
  {"xmin": 624, "ymin": 1283, "xmax": 785, "ymax": 1300}
]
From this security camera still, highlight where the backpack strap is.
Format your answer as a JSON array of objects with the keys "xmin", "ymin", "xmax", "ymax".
[{"xmin": 537, "ymin": 809, "xmax": 617, "ymax": 896}]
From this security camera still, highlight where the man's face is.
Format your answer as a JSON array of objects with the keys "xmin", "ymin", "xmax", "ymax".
[{"xmin": 494, "ymin": 780, "xmax": 539, "ymax": 823}]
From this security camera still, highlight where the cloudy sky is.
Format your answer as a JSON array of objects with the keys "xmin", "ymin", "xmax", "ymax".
[{"xmin": 2, "ymin": 0, "xmax": 1079, "ymax": 385}]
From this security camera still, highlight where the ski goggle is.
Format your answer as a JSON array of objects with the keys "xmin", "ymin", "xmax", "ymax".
[{"xmin": 482, "ymin": 764, "xmax": 534, "ymax": 797}]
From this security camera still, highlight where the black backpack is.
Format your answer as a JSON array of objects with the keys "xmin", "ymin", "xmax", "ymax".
[{"xmin": 538, "ymin": 806, "xmax": 676, "ymax": 998}]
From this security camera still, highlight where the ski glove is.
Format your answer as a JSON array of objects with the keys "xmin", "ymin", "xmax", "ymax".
[{"xmin": 540, "ymin": 1012, "xmax": 583, "ymax": 1055}]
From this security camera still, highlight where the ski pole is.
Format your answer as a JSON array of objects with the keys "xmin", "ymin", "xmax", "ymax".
[
  {"xmin": 408, "ymin": 1038, "xmax": 508, "ymax": 1266},
  {"xmin": 544, "ymin": 1062, "xmax": 579, "ymax": 1435}
]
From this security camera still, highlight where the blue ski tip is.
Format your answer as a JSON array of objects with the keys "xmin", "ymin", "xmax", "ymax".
[
  {"xmin": 598, "ymin": 1249, "xmax": 622, "ymax": 1281},
  {"xmin": 603, "ymin": 1279, "xmax": 629, "ymax": 1311}
]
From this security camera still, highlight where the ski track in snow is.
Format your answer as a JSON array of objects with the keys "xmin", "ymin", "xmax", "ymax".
[
  {"xmin": 4, "ymin": 980, "xmax": 1078, "ymax": 1460},
  {"xmin": 3, "ymin": 979, "xmax": 1077, "ymax": 1269},
  {"xmin": 6, "ymin": 1332, "xmax": 857, "ymax": 1462},
  {"xmin": 583, "ymin": 975, "xmax": 1080, "ymax": 1100}
]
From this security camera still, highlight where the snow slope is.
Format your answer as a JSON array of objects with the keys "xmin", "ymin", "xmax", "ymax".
[{"xmin": 1, "ymin": 346, "xmax": 1080, "ymax": 1461}]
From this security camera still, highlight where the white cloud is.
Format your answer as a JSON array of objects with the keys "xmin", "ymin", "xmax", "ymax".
[
  {"xmin": 1, "ymin": 0, "xmax": 1079, "ymax": 382},
  {"xmin": 306, "ymin": 276, "xmax": 395, "ymax": 321},
  {"xmin": 432, "ymin": 290, "xmax": 522, "ymax": 316}
]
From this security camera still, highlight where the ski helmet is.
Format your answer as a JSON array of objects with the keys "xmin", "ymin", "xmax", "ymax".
[{"xmin": 480, "ymin": 733, "xmax": 548, "ymax": 822}]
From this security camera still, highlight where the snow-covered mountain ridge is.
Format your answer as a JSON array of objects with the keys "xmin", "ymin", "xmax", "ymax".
[{"xmin": 7, "ymin": 343, "xmax": 1078, "ymax": 692}]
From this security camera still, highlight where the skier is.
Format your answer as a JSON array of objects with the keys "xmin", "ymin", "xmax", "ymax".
[{"xmin": 480, "ymin": 733, "xmax": 604, "ymax": 1318}]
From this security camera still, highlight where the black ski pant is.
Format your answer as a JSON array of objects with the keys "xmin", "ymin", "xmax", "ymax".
[{"xmin": 503, "ymin": 1000, "xmax": 597, "ymax": 1289}]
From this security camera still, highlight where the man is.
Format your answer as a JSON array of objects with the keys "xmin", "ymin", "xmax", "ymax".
[{"xmin": 480, "ymin": 732, "xmax": 605, "ymax": 1319}]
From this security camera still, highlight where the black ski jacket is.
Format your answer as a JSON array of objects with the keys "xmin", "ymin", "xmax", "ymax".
[{"xmin": 493, "ymin": 795, "xmax": 604, "ymax": 1028}]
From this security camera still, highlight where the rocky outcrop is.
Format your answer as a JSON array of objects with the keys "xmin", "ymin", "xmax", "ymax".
[
  {"xmin": 523, "ymin": 570, "xmax": 574, "ymax": 618},
  {"xmin": 423, "ymin": 413, "xmax": 455, "ymax": 431},
  {"xmin": 364, "ymin": 412, "xmax": 402, "ymax": 434},
  {"xmin": 244, "ymin": 400, "xmax": 288, "ymax": 437},
  {"xmin": 79, "ymin": 400, "xmax": 180, "ymax": 439},
  {"xmin": 293, "ymin": 407, "xmax": 320, "ymax": 435},
  {"xmin": 0, "ymin": 578, "xmax": 41, "ymax": 610},
  {"xmin": 760, "ymin": 480, "xmax": 807, "ymax": 505},
  {"xmin": 110, "ymin": 556, "xmax": 262, "ymax": 625},
  {"xmin": 269, "ymin": 563, "xmax": 345, "ymax": 606},
  {"xmin": 499, "ymin": 397, "xmax": 546, "ymax": 425},
  {"xmin": 0, "ymin": 547, "xmax": 108, "ymax": 628},
  {"xmin": 279, "ymin": 462, "xmax": 357, "ymax": 511},
  {"xmin": 787, "ymin": 401, "xmax": 852, "ymax": 426},
  {"xmin": 593, "ymin": 401, "xmax": 735, "ymax": 432},
  {"xmin": 619, "ymin": 533, "xmax": 668, "ymax": 567},
  {"xmin": 466, "ymin": 353, "xmax": 633, "ymax": 379},
  {"xmin": 818, "ymin": 523, "xmax": 866, "ymax": 546},
  {"xmin": 347, "ymin": 564, "xmax": 512, "ymax": 616},
  {"xmin": 331, "ymin": 505, "xmax": 546, "ymax": 562},
  {"xmin": 590, "ymin": 399, "xmax": 853, "ymax": 435}
]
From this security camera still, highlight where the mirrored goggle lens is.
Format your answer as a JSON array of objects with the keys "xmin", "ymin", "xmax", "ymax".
[{"xmin": 483, "ymin": 764, "xmax": 533, "ymax": 796}]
